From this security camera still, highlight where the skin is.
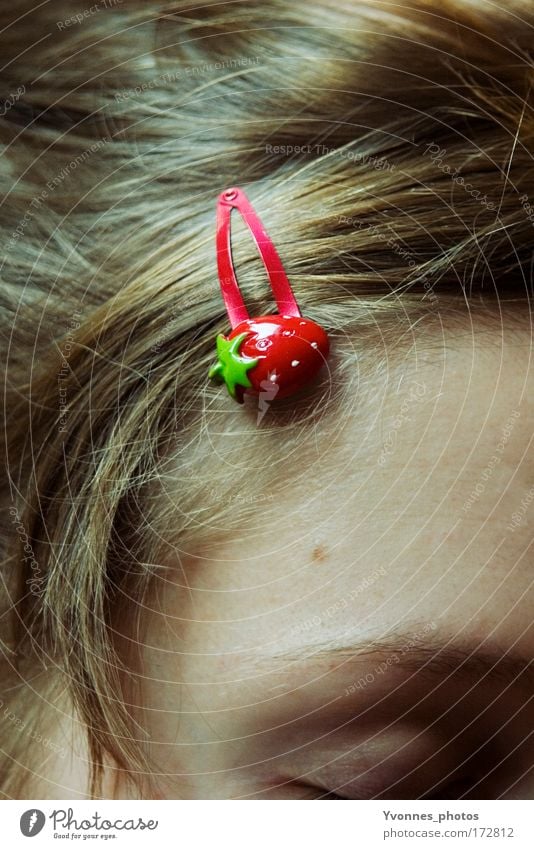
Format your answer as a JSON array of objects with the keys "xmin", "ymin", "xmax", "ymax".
[
  {"xmin": 135, "ymin": 326, "xmax": 534, "ymax": 799},
  {"xmin": 36, "ymin": 326, "xmax": 534, "ymax": 798}
]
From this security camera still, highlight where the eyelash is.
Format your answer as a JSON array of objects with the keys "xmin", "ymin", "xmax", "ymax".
[
  {"xmin": 303, "ymin": 772, "xmax": 479, "ymax": 801},
  {"xmin": 423, "ymin": 775, "xmax": 478, "ymax": 800}
]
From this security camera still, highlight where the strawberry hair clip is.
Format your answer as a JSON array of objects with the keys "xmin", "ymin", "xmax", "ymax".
[{"xmin": 208, "ymin": 187, "xmax": 330, "ymax": 403}]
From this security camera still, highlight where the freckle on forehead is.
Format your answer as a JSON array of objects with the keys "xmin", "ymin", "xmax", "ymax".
[{"xmin": 312, "ymin": 544, "xmax": 328, "ymax": 563}]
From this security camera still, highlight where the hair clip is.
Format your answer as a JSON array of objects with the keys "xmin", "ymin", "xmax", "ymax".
[{"xmin": 208, "ymin": 187, "xmax": 330, "ymax": 403}]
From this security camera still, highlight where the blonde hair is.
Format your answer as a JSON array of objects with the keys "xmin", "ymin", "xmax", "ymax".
[{"xmin": 1, "ymin": 0, "xmax": 533, "ymax": 798}]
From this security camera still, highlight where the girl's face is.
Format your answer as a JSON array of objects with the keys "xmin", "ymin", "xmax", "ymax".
[{"xmin": 140, "ymin": 330, "xmax": 534, "ymax": 799}]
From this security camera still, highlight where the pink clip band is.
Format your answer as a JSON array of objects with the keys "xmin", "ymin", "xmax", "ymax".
[{"xmin": 216, "ymin": 187, "xmax": 301, "ymax": 327}]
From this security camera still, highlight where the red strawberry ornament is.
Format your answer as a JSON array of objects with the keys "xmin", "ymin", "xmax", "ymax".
[
  {"xmin": 209, "ymin": 186, "xmax": 331, "ymax": 404},
  {"xmin": 209, "ymin": 314, "xmax": 329, "ymax": 403}
]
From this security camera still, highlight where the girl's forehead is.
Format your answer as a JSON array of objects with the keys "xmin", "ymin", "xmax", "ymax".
[{"xmin": 154, "ymin": 331, "xmax": 534, "ymax": 671}]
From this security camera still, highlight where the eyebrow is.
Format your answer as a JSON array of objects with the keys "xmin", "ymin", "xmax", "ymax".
[{"xmin": 267, "ymin": 635, "xmax": 534, "ymax": 693}]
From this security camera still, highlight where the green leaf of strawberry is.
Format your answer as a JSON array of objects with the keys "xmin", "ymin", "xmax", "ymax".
[{"xmin": 208, "ymin": 332, "xmax": 259, "ymax": 399}]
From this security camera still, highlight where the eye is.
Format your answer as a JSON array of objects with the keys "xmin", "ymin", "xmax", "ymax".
[
  {"xmin": 298, "ymin": 764, "xmax": 487, "ymax": 800},
  {"xmin": 422, "ymin": 775, "xmax": 477, "ymax": 800},
  {"xmin": 316, "ymin": 790, "xmax": 345, "ymax": 800},
  {"xmin": 304, "ymin": 774, "xmax": 477, "ymax": 801},
  {"xmin": 290, "ymin": 782, "xmax": 346, "ymax": 800}
]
